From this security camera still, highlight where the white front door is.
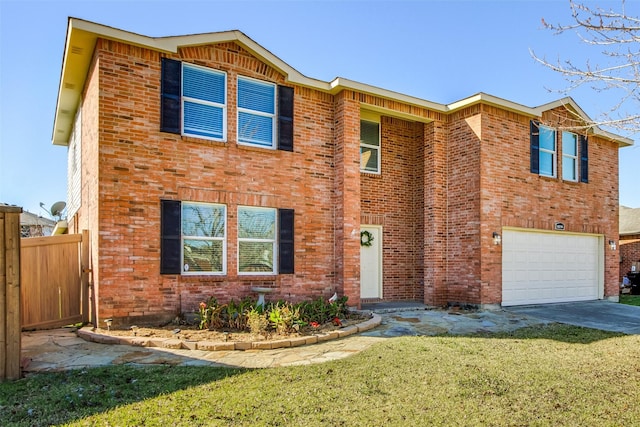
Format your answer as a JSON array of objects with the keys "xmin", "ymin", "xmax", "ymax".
[{"xmin": 360, "ymin": 225, "xmax": 382, "ymax": 299}]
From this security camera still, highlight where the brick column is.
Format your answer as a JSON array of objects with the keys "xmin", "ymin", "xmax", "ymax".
[
  {"xmin": 423, "ymin": 121, "xmax": 448, "ymax": 306},
  {"xmin": 334, "ymin": 92, "xmax": 361, "ymax": 308}
]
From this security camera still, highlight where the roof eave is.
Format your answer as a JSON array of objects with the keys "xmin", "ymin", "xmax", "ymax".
[
  {"xmin": 52, "ymin": 18, "xmax": 634, "ymax": 150},
  {"xmin": 52, "ymin": 18, "xmax": 329, "ymax": 146},
  {"xmin": 533, "ymin": 98, "xmax": 633, "ymax": 147}
]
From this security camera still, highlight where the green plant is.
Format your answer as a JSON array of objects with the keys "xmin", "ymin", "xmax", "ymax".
[
  {"xmin": 197, "ymin": 297, "xmax": 219, "ymax": 330},
  {"xmin": 197, "ymin": 294, "xmax": 349, "ymax": 334},
  {"xmin": 267, "ymin": 302, "xmax": 301, "ymax": 334},
  {"xmin": 297, "ymin": 296, "xmax": 349, "ymax": 325},
  {"xmin": 246, "ymin": 307, "xmax": 268, "ymax": 335},
  {"xmin": 197, "ymin": 297, "xmax": 255, "ymax": 331}
]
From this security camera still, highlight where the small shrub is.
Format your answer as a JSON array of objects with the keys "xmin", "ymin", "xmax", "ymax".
[
  {"xmin": 247, "ymin": 307, "xmax": 268, "ymax": 335},
  {"xmin": 297, "ymin": 296, "xmax": 349, "ymax": 325},
  {"xmin": 268, "ymin": 302, "xmax": 301, "ymax": 334}
]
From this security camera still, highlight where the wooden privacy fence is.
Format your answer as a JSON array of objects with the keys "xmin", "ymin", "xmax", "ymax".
[
  {"xmin": 20, "ymin": 230, "xmax": 89, "ymax": 330},
  {"xmin": 1, "ymin": 205, "xmax": 22, "ymax": 381}
]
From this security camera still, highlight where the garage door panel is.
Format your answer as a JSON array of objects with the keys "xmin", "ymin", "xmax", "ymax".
[{"xmin": 502, "ymin": 230, "xmax": 601, "ymax": 306}]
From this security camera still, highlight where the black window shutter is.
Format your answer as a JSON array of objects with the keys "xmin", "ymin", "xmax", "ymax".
[
  {"xmin": 530, "ymin": 120, "xmax": 540, "ymax": 174},
  {"xmin": 161, "ymin": 58, "xmax": 181, "ymax": 134},
  {"xmin": 580, "ymin": 135, "xmax": 589, "ymax": 183},
  {"xmin": 160, "ymin": 200, "xmax": 182, "ymax": 274},
  {"xmin": 278, "ymin": 208, "xmax": 294, "ymax": 274},
  {"xmin": 277, "ymin": 85, "xmax": 294, "ymax": 152}
]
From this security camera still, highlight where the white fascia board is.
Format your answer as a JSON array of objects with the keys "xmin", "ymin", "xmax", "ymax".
[
  {"xmin": 331, "ymin": 77, "xmax": 448, "ymax": 111},
  {"xmin": 447, "ymin": 93, "xmax": 538, "ymax": 116},
  {"xmin": 73, "ymin": 18, "xmax": 328, "ymax": 89}
]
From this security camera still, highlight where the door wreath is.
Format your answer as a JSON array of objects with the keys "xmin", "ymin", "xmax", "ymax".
[{"xmin": 360, "ymin": 230, "xmax": 374, "ymax": 247}]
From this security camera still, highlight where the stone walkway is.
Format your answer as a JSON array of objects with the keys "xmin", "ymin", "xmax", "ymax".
[{"xmin": 20, "ymin": 306, "xmax": 548, "ymax": 373}]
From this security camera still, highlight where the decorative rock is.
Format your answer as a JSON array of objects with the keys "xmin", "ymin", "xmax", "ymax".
[
  {"xmin": 336, "ymin": 325, "xmax": 358, "ymax": 338},
  {"xmin": 161, "ymin": 339, "xmax": 183, "ymax": 349},
  {"xmin": 252, "ymin": 341, "xmax": 272, "ymax": 350},
  {"xmin": 197, "ymin": 341, "xmax": 234, "ymax": 351},
  {"xmin": 288, "ymin": 336, "xmax": 308, "ymax": 347},
  {"xmin": 269, "ymin": 339, "xmax": 292, "ymax": 349},
  {"xmin": 181, "ymin": 341, "xmax": 198, "ymax": 350},
  {"xmin": 234, "ymin": 342, "xmax": 252, "ymax": 351}
]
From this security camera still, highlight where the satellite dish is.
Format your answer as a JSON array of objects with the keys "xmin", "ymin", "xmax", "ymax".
[{"xmin": 50, "ymin": 201, "xmax": 66, "ymax": 219}]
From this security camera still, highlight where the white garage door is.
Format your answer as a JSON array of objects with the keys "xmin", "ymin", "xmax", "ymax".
[{"xmin": 502, "ymin": 230, "xmax": 602, "ymax": 306}]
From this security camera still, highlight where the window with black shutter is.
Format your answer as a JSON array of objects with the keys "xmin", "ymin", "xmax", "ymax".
[
  {"xmin": 160, "ymin": 58, "xmax": 181, "ymax": 134},
  {"xmin": 160, "ymin": 199, "xmax": 181, "ymax": 274},
  {"xmin": 278, "ymin": 208, "xmax": 295, "ymax": 274},
  {"xmin": 530, "ymin": 120, "xmax": 540, "ymax": 174},
  {"xmin": 580, "ymin": 135, "xmax": 589, "ymax": 183},
  {"xmin": 278, "ymin": 85, "xmax": 294, "ymax": 152}
]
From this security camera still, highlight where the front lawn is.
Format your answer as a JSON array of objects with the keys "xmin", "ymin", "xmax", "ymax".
[
  {"xmin": 620, "ymin": 294, "xmax": 640, "ymax": 306},
  {"xmin": 2, "ymin": 324, "xmax": 639, "ymax": 426}
]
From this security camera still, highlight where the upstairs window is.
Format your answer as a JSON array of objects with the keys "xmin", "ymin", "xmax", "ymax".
[
  {"xmin": 182, "ymin": 64, "xmax": 227, "ymax": 140},
  {"xmin": 562, "ymin": 131, "xmax": 578, "ymax": 182},
  {"xmin": 538, "ymin": 125, "xmax": 556, "ymax": 177},
  {"xmin": 159, "ymin": 59, "xmax": 227, "ymax": 140},
  {"xmin": 238, "ymin": 77, "xmax": 276, "ymax": 148},
  {"xmin": 161, "ymin": 58, "xmax": 293, "ymax": 150},
  {"xmin": 360, "ymin": 120, "xmax": 380, "ymax": 173},
  {"xmin": 530, "ymin": 121, "xmax": 588, "ymax": 183}
]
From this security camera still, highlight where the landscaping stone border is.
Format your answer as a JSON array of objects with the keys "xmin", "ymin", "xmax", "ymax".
[{"xmin": 77, "ymin": 313, "xmax": 382, "ymax": 351}]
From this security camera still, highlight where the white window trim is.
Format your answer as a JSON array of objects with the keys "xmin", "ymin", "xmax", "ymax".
[
  {"xmin": 360, "ymin": 119, "xmax": 381, "ymax": 174},
  {"xmin": 181, "ymin": 201, "xmax": 227, "ymax": 276},
  {"xmin": 237, "ymin": 206, "xmax": 277, "ymax": 275},
  {"xmin": 237, "ymin": 76, "xmax": 277, "ymax": 149},
  {"xmin": 539, "ymin": 125, "xmax": 557, "ymax": 178},
  {"xmin": 182, "ymin": 63, "xmax": 227, "ymax": 142},
  {"xmin": 562, "ymin": 131, "xmax": 579, "ymax": 182}
]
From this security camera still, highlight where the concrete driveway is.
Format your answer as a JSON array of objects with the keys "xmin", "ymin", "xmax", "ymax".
[{"xmin": 505, "ymin": 300, "xmax": 640, "ymax": 334}]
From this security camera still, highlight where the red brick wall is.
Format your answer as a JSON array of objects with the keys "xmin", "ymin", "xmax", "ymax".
[
  {"xmin": 446, "ymin": 107, "xmax": 483, "ymax": 305},
  {"xmin": 91, "ymin": 39, "xmax": 341, "ymax": 324},
  {"xmin": 479, "ymin": 105, "xmax": 620, "ymax": 301},
  {"xmin": 333, "ymin": 91, "xmax": 361, "ymax": 308},
  {"xmin": 621, "ymin": 234, "xmax": 640, "ymax": 280},
  {"xmin": 360, "ymin": 116, "xmax": 424, "ymax": 301},
  {"xmin": 422, "ymin": 120, "xmax": 449, "ymax": 306},
  {"xmin": 75, "ymin": 36, "xmax": 623, "ymax": 323}
]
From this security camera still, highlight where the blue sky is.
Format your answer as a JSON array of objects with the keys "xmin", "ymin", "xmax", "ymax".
[{"xmin": 1, "ymin": 0, "xmax": 639, "ymax": 217}]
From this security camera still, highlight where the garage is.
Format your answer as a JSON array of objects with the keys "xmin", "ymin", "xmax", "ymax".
[{"xmin": 502, "ymin": 229, "xmax": 603, "ymax": 306}]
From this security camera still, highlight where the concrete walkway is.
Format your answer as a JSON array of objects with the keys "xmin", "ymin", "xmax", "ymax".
[
  {"xmin": 21, "ymin": 301, "xmax": 640, "ymax": 374},
  {"xmin": 20, "ymin": 305, "xmax": 548, "ymax": 373}
]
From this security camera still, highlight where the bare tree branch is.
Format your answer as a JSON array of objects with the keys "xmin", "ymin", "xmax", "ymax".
[{"xmin": 533, "ymin": 0, "xmax": 640, "ymax": 135}]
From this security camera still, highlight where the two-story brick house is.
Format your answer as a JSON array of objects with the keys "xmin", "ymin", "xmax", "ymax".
[{"xmin": 53, "ymin": 18, "xmax": 632, "ymax": 325}]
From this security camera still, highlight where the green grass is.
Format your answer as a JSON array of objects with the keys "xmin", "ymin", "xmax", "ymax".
[
  {"xmin": 620, "ymin": 294, "xmax": 640, "ymax": 306},
  {"xmin": 2, "ymin": 324, "xmax": 640, "ymax": 426}
]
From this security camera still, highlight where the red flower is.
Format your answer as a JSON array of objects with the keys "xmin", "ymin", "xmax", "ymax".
[
  {"xmin": 333, "ymin": 317, "xmax": 342, "ymax": 327},
  {"xmin": 199, "ymin": 302, "xmax": 207, "ymax": 310},
  {"xmin": 310, "ymin": 321, "xmax": 320, "ymax": 328}
]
